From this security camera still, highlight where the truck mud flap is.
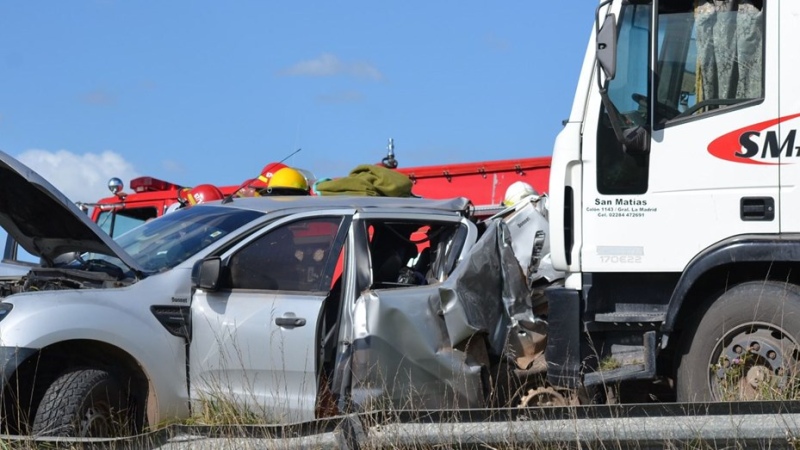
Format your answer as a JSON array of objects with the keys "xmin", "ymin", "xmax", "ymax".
[{"xmin": 545, "ymin": 287, "xmax": 581, "ymax": 388}]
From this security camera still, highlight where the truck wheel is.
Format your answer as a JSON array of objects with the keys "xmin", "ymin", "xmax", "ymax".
[
  {"xmin": 31, "ymin": 369, "xmax": 131, "ymax": 437},
  {"xmin": 676, "ymin": 281, "xmax": 800, "ymax": 402}
]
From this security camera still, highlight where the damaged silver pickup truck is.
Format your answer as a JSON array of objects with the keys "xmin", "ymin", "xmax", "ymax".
[{"xmin": 0, "ymin": 151, "xmax": 558, "ymax": 437}]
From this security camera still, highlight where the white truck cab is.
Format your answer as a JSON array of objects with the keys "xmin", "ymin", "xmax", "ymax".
[{"xmin": 546, "ymin": 0, "xmax": 799, "ymax": 401}]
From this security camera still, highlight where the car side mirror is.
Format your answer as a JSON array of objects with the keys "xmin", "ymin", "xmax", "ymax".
[{"xmin": 191, "ymin": 257, "xmax": 222, "ymax": 291}]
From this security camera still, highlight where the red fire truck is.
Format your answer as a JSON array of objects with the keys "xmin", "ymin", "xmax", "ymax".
[
  {"xmin": 80, "ymin": 148, "xmax": 551, "ymax": 238},
  {"xmin": 80, "ymin": 176, "xmax": 241, "ymax": 238}
]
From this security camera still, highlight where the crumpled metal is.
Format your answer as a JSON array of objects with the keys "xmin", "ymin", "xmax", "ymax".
[
  {"xmin": 347, "ymin": 219, "xmax": 545, "ymax": 411},
  {"xmin": 439, "ymin": 220, "xmax": 531, "ymax": 355}
]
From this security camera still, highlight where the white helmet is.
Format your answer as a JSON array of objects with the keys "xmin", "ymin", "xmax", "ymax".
[
  {"xmin": 165, "ymin": 202, "xmax": 183, "ymax": 214},
  {"xmin": 503, "ymin": 181, "xmax": 538, "ymax": 207}
]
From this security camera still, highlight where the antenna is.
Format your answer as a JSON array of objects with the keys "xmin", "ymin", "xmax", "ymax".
[
  {"xmin": 381, "ymin": 138, "xmax": 398, "ymax": 168},
  {"xmin": 222, "ymin": 148, "xmax": 302, "ymax": 204}
]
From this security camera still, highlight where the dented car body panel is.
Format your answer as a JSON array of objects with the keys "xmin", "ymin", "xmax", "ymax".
[{"xmin": 342, "ymin": 220, "xmax": 538, "ymax": 412}]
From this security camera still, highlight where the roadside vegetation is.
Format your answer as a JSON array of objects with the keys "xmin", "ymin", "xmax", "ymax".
[{"xmin": 5, "ymin": 284, "xmax": 800, "ymax": 449}]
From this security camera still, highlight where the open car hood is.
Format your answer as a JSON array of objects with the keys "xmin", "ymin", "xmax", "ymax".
[{"xmin": 0, "ymin": 150, "xmax": 146, "ymax": 274}]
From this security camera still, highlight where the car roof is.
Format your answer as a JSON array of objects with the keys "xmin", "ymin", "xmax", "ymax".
[{"xmin": 210, "ymin": 195, "xmax": 473, "ymax": 216}]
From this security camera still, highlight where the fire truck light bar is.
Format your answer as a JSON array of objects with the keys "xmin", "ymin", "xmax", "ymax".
[{"xmin": 130, "ymin": 176, "xmax": 180, "ymax": 193}]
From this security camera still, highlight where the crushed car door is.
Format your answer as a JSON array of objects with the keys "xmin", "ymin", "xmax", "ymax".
[
  {"xmin": 190, "ymin": 211, "xmax": 351, "ymax": 423},
  {"xmin": 333, "ymin": 213, "xmax": 480, "ymax": 411}
]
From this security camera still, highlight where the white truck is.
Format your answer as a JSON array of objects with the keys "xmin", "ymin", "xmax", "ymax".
[{"xmin": 544, "ymin": 0, "xmax": 797, "ymax": 402}]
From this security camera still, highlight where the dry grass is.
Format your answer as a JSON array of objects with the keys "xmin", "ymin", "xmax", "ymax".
[{"xmin": 8, "ymin": 284, "xmax": 800, "ymax": 449}]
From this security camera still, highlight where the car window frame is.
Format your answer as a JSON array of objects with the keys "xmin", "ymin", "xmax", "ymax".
[{"xmin": 215, "ymin": 208, "xmax": 355, "ymax": 294}]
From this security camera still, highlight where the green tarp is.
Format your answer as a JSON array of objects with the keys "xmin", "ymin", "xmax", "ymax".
[{"xmin": 314, "ymin": 164, "xmax": 414, "ymax": 197}]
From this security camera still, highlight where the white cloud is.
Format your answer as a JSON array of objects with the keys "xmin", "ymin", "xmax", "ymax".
[
  {"xmin": 280, "ymin": 53, "xmax": 383, "ymax": 80},
  {"xmin": 161, "ymin": 159, "xmax": 186, "ymax": 174},
  {"xmin": 16, "ymin": 149, "xmax": 139, "ymax": 203},
  {"xmin": 316, "ymin": 90, "xmax": 364, "ymax": 104},
  {"xmin": 347, "ymin": 61, "xmax": 383, "ymax": 80}
]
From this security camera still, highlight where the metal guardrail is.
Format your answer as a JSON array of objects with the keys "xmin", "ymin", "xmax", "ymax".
[{"xmin": 3, "ymin": 402, "xmax": 800, "ymax": 449}]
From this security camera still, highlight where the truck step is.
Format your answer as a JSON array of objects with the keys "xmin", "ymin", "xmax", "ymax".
[
  {"xmin": 593, "ymin": 311, "xmax": 665, "ymax": 323},
  {"xmin": 584, "ymin": 364, "xmax": 651, "ymax": 385},
  {"xmin": 584, "ymin": 331, "xmax": 657, "ymax": 386}
]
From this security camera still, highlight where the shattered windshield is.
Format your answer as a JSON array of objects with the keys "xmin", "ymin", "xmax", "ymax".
[
  {"xmin": 113, "ymin": 206, "xmax": 262, "ymax": 273},
  {"xmin": 655, "ymin": 1, "xmax": 764, "ymax": 124}
]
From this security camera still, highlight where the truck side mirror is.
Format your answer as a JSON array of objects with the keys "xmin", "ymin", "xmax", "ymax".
[
  {"xmin": 597, "ymin": 13, "xmax": 617, "ymax": 81},
  {"xmin": 191, "ymin": 257, "xmax": 222, "ymax": 291}
]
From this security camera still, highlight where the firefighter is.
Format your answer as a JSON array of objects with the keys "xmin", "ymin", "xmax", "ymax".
[
  {"xmin": 502, "ymin": 181, "xmax": 538, "ymax": 207},
  {"xmin": 256, "ymin": 162, "xmax": 289, "ymax": 188},
  {"xmin": 187, "ymin": 184, "xmax": 224, "ymax": 205},
  {"xmin": 240, "ymin": 162, "xmax": 289, "ymax": 197},
  {"xmin": 177, "ymin": 187, "xmax": 192, "ymax": 205},
  {"xmin": 164, "ymin": 187, "xmax": 193, "ymax": 214},
  {"xmin": 263, "ymin": 167, "xmax": 310, "ymax": 196}
]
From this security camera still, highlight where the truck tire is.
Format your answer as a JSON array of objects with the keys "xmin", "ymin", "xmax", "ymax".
[
  {"xmin": 31, "ymin": 369, "xmax": 131, "ymax": 437},
  {"xmin": 676, "ymin": 281, "xmax": 800, "ymax": 402}
]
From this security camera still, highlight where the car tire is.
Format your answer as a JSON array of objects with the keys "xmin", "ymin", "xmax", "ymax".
[
  {"xmin": 31, "ymin": 368, "xmax": 131, "ymax": 437},
  {"xmin": 676, "ymin": 281, "xmax": 800, "ymax": 402}
]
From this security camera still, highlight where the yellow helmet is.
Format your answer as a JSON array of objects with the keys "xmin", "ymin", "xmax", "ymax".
[{"xmin": 269, "ymin": 167, "xmax": 309, "ymax": 191}]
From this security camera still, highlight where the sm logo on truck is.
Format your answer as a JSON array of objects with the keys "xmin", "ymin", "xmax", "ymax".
[{"xmin": 708, "ymin": 112, "xmax": 800, "ymax": 165}]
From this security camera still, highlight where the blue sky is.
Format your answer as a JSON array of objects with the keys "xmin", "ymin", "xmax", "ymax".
[{"xmin": 0, "ymin": 1, "xmax": 598, "ymax": 203}]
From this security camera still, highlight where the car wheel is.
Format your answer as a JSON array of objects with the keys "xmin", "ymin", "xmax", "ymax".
[
  {"xmin": 32, "ymin": 369, "xmax": 132, "ymax": 437},
  {"xmin": 676, "ymin": 281, "xmax": 800, "ymax": 402}
]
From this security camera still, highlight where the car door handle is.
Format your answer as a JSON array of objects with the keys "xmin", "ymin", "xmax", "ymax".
[{"xmin": 275, "ymin": 317, "xmax": 306, "ymax": 328}]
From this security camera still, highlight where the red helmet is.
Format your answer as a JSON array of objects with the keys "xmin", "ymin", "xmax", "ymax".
[
  {"xmin": 177, "ymin": 187, "xmax": 192, "ymax": 205},
  {"xmin": 187, "ymin": 184, "xmax": 223, "ymax": 205},
  {"xmin": 251, "ymin": 162, "xmax": 289, "ymax": 188}
]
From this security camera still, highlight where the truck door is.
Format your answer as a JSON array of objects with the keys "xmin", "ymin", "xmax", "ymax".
[
  {"xmin": 189, "ymin": 212, "xmax": 351, "ymax": 423},
  {"xmin": 581, "ymin": 1, "xmax": 777, "ymax": 273}
]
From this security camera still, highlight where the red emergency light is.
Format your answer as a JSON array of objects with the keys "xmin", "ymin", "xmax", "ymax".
[{"xmin": 130, "ymin": 176, "xmax": 181, "ymax": 193}]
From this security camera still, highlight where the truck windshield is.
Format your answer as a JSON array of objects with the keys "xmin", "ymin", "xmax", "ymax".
[
  {"xmin": 113, "ymin": 206, "xmax": 262, "ymax": 273},
  {"xmin": 96, "ymin": 207, "xmax": 158, "ymax": 238},
  {"xmin": 654, "ymin": 0, "xmax": 764, "ymax": 124}
]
